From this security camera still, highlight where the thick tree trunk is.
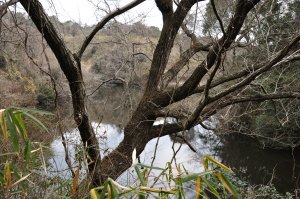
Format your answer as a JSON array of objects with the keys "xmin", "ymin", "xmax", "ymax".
[
  {"xmin": 19, "ymin": 0, "xmax": 101, "ymax": 185},
  {"xmin": 99, "ymin": 104, "xmax": 156, "ymax": 181}
]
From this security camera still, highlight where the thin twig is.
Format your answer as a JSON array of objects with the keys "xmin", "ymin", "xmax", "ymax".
[
  {"xmin": 77, "ymin": 0, "xmax": 145, "ymax": 59},
  {"xmin": 211, "ymin": 0, "xmax": 226, "ymax": 36}
]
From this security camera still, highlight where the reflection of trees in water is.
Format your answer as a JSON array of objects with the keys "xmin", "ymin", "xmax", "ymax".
[
  {"xmin": 87, "ymin": 86, "xmax": 143, "ymax": 125},
  {"xmin": 215, "ymin": 134, "xmax": 300, "ymax": 193},
  {"xmin": 169, "ymin": 128, "xmax": 196, "ymax": 144}
]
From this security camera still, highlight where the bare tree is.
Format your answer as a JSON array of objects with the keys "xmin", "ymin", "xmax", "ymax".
[{"xmin": 4, "ymin": 0, "xmax": 300, "ymax": 186}]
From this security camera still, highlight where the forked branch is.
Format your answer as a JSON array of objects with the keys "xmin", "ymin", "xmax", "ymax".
[{"xmin": 77, "ymin": 0, "xmax": 145, "ymax": 59}]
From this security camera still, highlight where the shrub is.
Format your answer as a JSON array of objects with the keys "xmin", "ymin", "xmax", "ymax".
[{"xmin": 36, "ymin": 84, "xmax": 55, "ymax": 110}]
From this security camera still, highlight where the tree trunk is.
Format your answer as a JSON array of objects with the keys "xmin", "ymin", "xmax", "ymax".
[{"xmin": 19, "ymin": 0, "xmax": 101, "ymax": 185}]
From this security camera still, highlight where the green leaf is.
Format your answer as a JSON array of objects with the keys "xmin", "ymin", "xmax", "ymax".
[
  {"xmin": 90, "ymin": 188, "xmax": 100, "ymax": 199},
  {"xmin": 5, "ymin": 109, "xmax": 19, "ymax": 152},
  {"xmin": 136, "ymin": 163, "xmax": 164, "ymax": 170},
  {"xmin": 196, "ymin": 176, "xmax": 201, "ymax": 199},
  {"xmin": 24, "ymin": 140, "xmax": 31, "ymax": 163},
  {"xmin": 18, "ymin": 111, "xmax": 49, "ymax": 133},
  {"xmin": 202, "ymin": 156, "xmax": 209, "ymax": 171},
  {"xmin": 202, "ymin": 177, "xmax": 221, "ymax": 199},
  {"xmin": 134, "ymin": 165, "xmax": 146, "ymax": 186},
  {"xmin": 108, "ymin": 179, "xmax": 120, "ymax": 199},
  {"xmin": 100, "ymin": 180, "xmax": 109, "ymax": 199},
  {"xmin": 14, "ymin": 107, "xmax": 53, "ymax": 115},
  {"xmin": 216, "ymin": 172, "xmax": 240, "ymax": 198},
  {"xmin": 0, "ymin": 109, "xmax": 8, "ymax": 139},
  {"xmin": 5, "ymin": 162, "xmax": 11, "ymax": 189},
  {"xmin": 9, "ymin": 110, "xmax": 26, "ymax": 140},
  {"xmin": 205, "ymin": 156, "xmax": 233, "ymax": 173},
  {"xmin": 15, "ymin": 113, "xmax": 28, "ymax": 140},
  {"xmin": 180, "ymin": 170, "xmax": 216, "ymax": 183}
]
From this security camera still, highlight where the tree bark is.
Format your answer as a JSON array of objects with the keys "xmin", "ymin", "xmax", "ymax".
[{"xmin": 19, "ymin": 0, "xmax": 102, "ymax": 185}]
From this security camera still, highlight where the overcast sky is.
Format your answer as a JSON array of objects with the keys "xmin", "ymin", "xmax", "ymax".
[{"xmin": 37, "ymin": 0, "xmax": 164, "ymax": 28}]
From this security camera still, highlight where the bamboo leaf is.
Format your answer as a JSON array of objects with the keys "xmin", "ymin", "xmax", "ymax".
[
  {"xmin": 205, "ymin": 156, "xmax": 233, "ymax": 173},
  {"xmin": 177, "ymin": 164, "xmax": 181, "ymax": 175},
  {"xmin": 14, "ymin": 107, "xmax": 53, "ymax": 115},
  {"xmin": 134, "ymin": 165, "xmax": 146, "ymax": 186},
  {"xmin": 15, "ymin": 113, "xmax": 28, "ymax": 140},
  {"xmin": 5, "ymin": 109, "xmax": 19, "ymax": 151},
  {"xmin": 18, "ymin": 111, "xmax": 49, "ymax": 133},
  {"xmin": 140, "ymin": 186, "xmax": 176, "ymax": 194},
  {"xmin": 8, "ymin": 109, "xmax": 24, "ymax": 137},
  {"xmin": 167, "ymin": 162, "xmax": 173, "ymax": 184},
  {"xmin": 136, "ymin": 163, "xmax": 164, "ymax": 170},
  {"xmin": 108, "ymin": 179, "xmax": 120, "ymax": 199},
  {"xmin": 202, "ymin": 177, "xmax": 221, "ymax": 199},
  {"xmin": 5, "ymin": 162, "xmax": 11, "ymax": 190},
  {"xmin": 180, "ymin": 170, "xmax": 216, "ymax": 183},
  {"xmin": 0, "ymin": 109, "xmax": 8, "ymax": 139},
  {"xmin": 24, "ymin": 140, "xmax": 32, "ymax": 163},
  {"xmin": 196, "ymin": 176, "xmax": 201, "ymax": 199},
  {"xmin": 100, "ymin": 180, "xmax": 109, "ymax": 199},
  {"xmin": 202, "ymin": 156, "xmax": 208, "ymax": 171},
  {"xmin": 90, "ymin": 188, "xmax": 100, "ymax": 199},
  {"xmin": 107, "ymin": 184, "xmax": 112, "ymax": 199},
  {"xmin": 216, "ymin": 172, "xmax": 239, "ymax": 198}
]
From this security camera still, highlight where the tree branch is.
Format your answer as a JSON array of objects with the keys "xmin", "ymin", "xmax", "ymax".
[
  {"xmin": 162, "ymin": 42, "xmax": 211, "ymax": 88},
  {"xmin": 19, "ymin": 0, "xmax": 78, "ymax": 81},
  {"xmin": 203, "ymin": 92, "xmax": 300, "ymax": 118},
  {"xmin": 209, "ymin": 34, "xmax": 300, "ymax": 103},
  {"xmin": 77, "ymin": 0, "xmax": 145, "ymax": 59},
  {"xmin": 192, "ymin": 51, "xmax": 300, "ymax": 95},
  {"xmin": 151, "ymin": 0, "xmax": 261, "ymax": 107},
  {"xmin": 0, "ymin": 0, "xmax": 18, "ymax": 17},
  {"xmin": 210, "ymin": 0, "xmax": 226, "ymax": 36},
  {"xmin": 151, "ymin": 91, "xmax": 300, "ymax": 138},
  {"xmin": 144, "ymin": 0, "xmax": 201, "ymax": 93},
  {"xmin": 155, "ymin": 0, "xmax": 173, "ymax": 21}
]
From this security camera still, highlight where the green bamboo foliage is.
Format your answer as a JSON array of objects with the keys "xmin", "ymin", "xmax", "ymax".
[
  {"xmin": 0, "ymin": 107, "xmax": 51, "ymax": 194},
  {"xmin": 90, "ymin": 155, "xmax": 240, "ymax": 199},
  {"xmin": 0, "ymin": 107, "xmax": 51, "ymax": 154}
]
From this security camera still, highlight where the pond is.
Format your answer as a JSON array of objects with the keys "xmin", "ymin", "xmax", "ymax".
[
  {"xmin": 46, "ymin": 86, "xmax": 300, "ymax": 196},
  {"xmin": 48, "ymin": 118, "xmax": 300, "ymax": 195}
]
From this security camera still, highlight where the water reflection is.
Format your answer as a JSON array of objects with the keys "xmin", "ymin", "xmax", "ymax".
[
  {"xmin": 48, "ymin": 119, "xmax": 214, "ymax": 179},
  {"xmin": 48, "ymin": 119, "xmax": 300, "ymax": 194},
  {"xmin": 215, "ymin": 134, "xmax": 300, "ymax": 193}
]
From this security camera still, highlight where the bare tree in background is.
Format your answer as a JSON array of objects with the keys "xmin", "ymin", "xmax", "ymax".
[{"xmin": 2, "ymin": 0, "xmax": 300, "ymax": 186}]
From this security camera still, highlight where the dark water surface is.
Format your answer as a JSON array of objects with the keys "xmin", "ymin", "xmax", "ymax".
[
  {"xmin": 48, "ymin": 119, "xmax": 300, "ymax": 194},
  {"xmin": 49, "ymin": 87, "xmax": 300, "ymax": 195}
]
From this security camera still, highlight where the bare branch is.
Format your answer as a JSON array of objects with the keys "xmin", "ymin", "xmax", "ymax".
[
  {"xmin": 210, "ymin": 0, "xmax": 226, "ymax": 36},
  {"xmin": 192, "ymin": 51, "xmax": 300, "ymax": 95},
  {"xmin": 181, "ymin": 23, "xmax": 199, "ymax": 45},
  {"xmin": 151, "ymin": 91, "xmax": 300, "ymax": 138},
  {"xmin": 77, "ymin": 0, "xmax": 145, "ymax": 59},
  {"xmin": 209, "ymin": 34, "xmax": 300, "ymax": 103},
  {"xmin": 203, "ymin": 92, "xmax": 300, "ymax": 118},
  {"xmin": 19, "ymin": 0, "xmax": 78, "ymax": 80},
  {"xmin": 162, "ymin": 42, "xmax": 211, "ymax": 88},
  {"xmin": 0, "ymin": 0, "xmax": 18, "ymax": 17},
  {"xmin": 152, "ymin": 0, "xmax": 261, "ymax": 107}
]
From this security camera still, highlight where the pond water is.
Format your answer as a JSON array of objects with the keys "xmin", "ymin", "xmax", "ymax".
[{"xmin": 48, "ymin": 118, "xmax": 300, "ymax": 195}]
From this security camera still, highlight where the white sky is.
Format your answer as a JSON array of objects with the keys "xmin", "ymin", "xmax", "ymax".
[{"xmin": 38, "ymin": 0, "xmax": 164, "ymax": 28}]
